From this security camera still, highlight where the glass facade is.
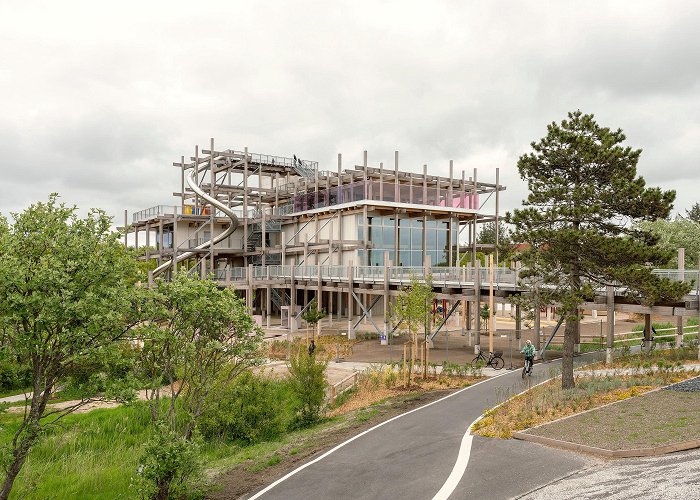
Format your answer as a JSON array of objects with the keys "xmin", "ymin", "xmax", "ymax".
[
  {"xmin": 358, "ymin": 216, "xmax": 455, "ymax": 267},
  {"xmin": 289, "ymin": 180, "xmax": 479, "ymax": 213}
]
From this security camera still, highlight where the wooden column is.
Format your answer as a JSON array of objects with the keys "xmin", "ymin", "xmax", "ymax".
[
  {"xmin": 474, "ymin": 259, "xmax": 481, "ymax": 354},
  {"xmin": 495, "ymin": 167, "xmax": 500, "ymax": 265},
  {"xmin": 145, "ymin": 223, "xmax": 150, "ymax": 260},
  {"xmin": 290, "ymin": 265, "xmax": 297, "ymax": 337},
  {"xmin": 534, "ymin": 288, "xmax": 541, "ymax": 352},
  {"xmin": 515, "ymin": 303, "xmax": 522, "ymax": 352},
  {"xmin": 677, "ymin": 248, "xmax": 685, "ymax": 347},
  {"xmin": 472, "ymin": 168, "xmax": 478, "ymax": 263},
  {"xmin": 394, "ymin": 151, "xmax": 399, "ymax": 202},
  {"xmin": 348, "ymin": 259, "xmax": 355, "ymax": 339},
  {"xmin": 383, "ymin": 251, "xmax": 390, "ymax": 346}
]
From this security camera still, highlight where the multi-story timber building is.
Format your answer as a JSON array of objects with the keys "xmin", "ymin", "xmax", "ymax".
[{"xmin": 126, "ymin": 141, "xmax": 508, "ymax": 342}]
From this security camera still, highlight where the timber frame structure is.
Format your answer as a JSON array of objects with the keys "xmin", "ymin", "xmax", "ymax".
[{"xmin": 124, "ymin": 140, "xmax": 700, "ymax": 355}]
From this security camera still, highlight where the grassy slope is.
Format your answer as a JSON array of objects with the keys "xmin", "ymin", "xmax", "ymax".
[{"xmin": 1, "ymin": 404, "xmax": 152, "ymax": 499}]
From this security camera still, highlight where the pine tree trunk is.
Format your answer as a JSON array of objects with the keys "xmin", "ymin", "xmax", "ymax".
[{"xmin": 562, "ymin": 317, "xmax": 576, "ymax": 389}]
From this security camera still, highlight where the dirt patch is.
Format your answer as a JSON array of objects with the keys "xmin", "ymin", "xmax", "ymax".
[
  {"xmin": 6, "ymin": 385, "xmax": 179, "ymax": 414},
  {"xmin": 526, "ymin": 389, "xmax": 700, "ymax": 450},
  {"xmin": 328, "ymin": 375, "xmax": 482, "ymax": 417},
  {"xmin": 207, "ymin": 390, "xmax": 453, "ymax": 499}
]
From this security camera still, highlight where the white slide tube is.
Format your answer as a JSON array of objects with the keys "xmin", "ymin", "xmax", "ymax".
[{"xmin": 152, "ymin": 168, "xmax": 239, "ymax": 277}]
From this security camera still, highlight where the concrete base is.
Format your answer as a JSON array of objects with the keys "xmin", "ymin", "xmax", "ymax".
[
  {"xmin": 606, "ymin": 347, "xmax": 613, "ymax": 365},
  {"xmin": 347, "ymin": 320, "xmax": 356, "ymax": 340},
  {"xmin": 513, "ymin": 431, "xmax": 700, "ymax": 459}
]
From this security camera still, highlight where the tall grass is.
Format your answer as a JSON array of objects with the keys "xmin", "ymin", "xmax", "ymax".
[{"xmin": 0, "ymin": 403, "xmax": 152, "ymax": 499}]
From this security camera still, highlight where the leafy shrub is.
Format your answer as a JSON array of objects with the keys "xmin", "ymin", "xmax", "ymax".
[
  {"xmin": 133, "ymin": 424, "xmax": 203, "ymax": 500},
  {"xmin": 0, "ymin": 356, "xmax": 31, "ymax": 392},
  {"xmin": 199, "ymin": 372, "xmax": 294, "ymax": 443},
  {"xmin": 63, "ymin": 342, "xmax": 144, "ymax": 398},
  {"xmin": 288, "ymin": 351, "xmax": 328, "ymax": 426}
]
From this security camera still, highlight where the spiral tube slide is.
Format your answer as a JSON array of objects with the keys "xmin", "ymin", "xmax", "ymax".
[{"xmin": 152, "ymin": 168, "xmax": 239, "ymax": 277}]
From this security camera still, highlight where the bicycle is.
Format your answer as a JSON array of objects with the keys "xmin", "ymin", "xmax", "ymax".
[
  {"xmin": 522, "ymin": 356, "xmax": 534, "ymax": 378},
  {"xmin": 471, "ymin": 350, "xmax": 504, "ymax": 370}
]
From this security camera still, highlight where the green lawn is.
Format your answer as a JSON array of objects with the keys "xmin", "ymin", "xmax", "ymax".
[{"xmin": 0, "ymin": 399, "xmax": 377, "ymax": 498}]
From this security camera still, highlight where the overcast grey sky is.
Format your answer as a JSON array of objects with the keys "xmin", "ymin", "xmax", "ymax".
[{"xmin": 1, "ymin": 1, "xmax": 699, "ymax": 224}]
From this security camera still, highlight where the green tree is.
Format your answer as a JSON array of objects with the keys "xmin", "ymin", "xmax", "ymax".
[
  {"xmin": 390, "ymin": 276, "xmax": 434, "ymax": 382},
  {"xmin": 477, "ymin": 221, "xmax": 516, "ymax": 266},
  {"xmin": 479, "ymin": 304, "xmax": 495, "ymax": 324},
  {"xmin": 301, "ymin": 298, "xmax": 326, "ymax": 342},
  {"xmin": 0, "ymin": 195, "xmax": 141, "ymax": 499},
  {"xmin": 637, "ymin": 217, "xmax": 700, "ymax": 268},
  {"xmin": 508, "ymin": 111, "xmax": 689, "ymax": 389},
  {"xmin": 685, "ymin": 203, "xmax": 700, "ymax": 224},
  {"xmin": 477, "ymin": 221, "xmax": 511, "ymax": 246},
  {"xmin": 137, "ymin": 273, "xmax": 264, "ymax": 438}
]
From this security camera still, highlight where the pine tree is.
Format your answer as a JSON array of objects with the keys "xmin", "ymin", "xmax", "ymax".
[
  {"xmin": 686, "ymin": 203, "xmax": 700, "ymax": 224},
  {"xmin": 509, "ymin": 111, "xmax": 689, "ymax": 389}
]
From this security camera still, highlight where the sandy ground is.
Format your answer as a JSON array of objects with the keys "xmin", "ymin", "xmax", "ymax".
[{"xmin": 266, "ymin": 313, "xmax": 646, "ymax": 368}]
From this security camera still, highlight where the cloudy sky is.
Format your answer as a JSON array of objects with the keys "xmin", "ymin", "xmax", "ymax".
[{"xmin": 2, "ymin": 1, "xmax": 699, "ymax": 225}]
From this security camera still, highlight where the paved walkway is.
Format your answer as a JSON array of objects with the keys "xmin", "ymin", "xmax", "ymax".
[
  {"xmin": 247, "ymin": 353, "xmax": 604, "ymax": 499},
  {"xmin": 0, "ymin": 392, "xmax": 33, "ymax": 404}
]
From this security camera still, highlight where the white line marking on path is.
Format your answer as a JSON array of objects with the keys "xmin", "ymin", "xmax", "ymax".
[
  {"xmin": 431, "ymin": 366, "xmax": 572, "ymax": 500},
  {"xmin": 432, "ymin": 415, "xmax": 480, "ymax": 500},
  {"xmin": 248, "ymin": 370, "xmax": 511, "ymax": 499}
]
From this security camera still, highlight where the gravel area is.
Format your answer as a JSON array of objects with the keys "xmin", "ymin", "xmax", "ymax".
[
  {"xmin": 664, "ymin": 375, "xmax": 700, "ymax": 392},
  {"xmin": 526, "ymin": 389, "xmax": 700, "ymax": 450},
  {"xmin": 521, "ymin": 447, "xmax": 700, "ymax": 500}
]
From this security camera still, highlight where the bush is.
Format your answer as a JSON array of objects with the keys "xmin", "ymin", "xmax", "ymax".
[
  {"xmin": 63, "ymin": 342, "xmax": 144, "ymax": 397},
  {"xmin": 199, "ymin": 372, "xmax": 294, "ymax": 444},
  {"xmin": 133, "ymin": 424, "xmax": 203, "ymax": 500},
  {"xmin": 0, "ymin": 356, "xmax": 31, "ymax": 392},
  {"xmin": 288, "ymin": 351, "xmax": 328, "ymax": 427}
]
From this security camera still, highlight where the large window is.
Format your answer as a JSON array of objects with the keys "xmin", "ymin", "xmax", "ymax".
[{"xmin": 358, "ymin": 215, "xmax": 454, "ymax": 266}]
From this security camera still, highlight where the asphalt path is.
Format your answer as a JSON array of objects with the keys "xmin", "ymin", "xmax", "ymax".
[{"xmin": 248, "ymin": 352, "xmax": 605, "ymax": 500}]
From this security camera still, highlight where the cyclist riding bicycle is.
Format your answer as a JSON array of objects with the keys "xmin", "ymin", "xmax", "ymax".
[{"xmin": 521, "ymin": 340, "xmax": 535, "ymax": 374}]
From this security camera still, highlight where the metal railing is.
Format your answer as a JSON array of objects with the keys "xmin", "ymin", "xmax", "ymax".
[
  {"xmin": 223, "ymin": 150, "xmax": 318, "ymax": 172},
  {"xmin": 187, "ymin": 237, "xmax": 243, "ymax": 250},
  {"xmin": 211, "ymin": 268, "xmax": 246, "ymax": 282},
  {"xmin": 132, "ymin": 205, "xmax": 181, "ymax": 223},
  {"xmin": 651, "ymin": 269, "xmax": 700, "ymax": 282},
  {"xmin": 198, "ymin": 266, "xmax": 698, "ymax": 294}
]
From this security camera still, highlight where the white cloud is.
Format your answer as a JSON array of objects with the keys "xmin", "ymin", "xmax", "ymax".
[{"xmin": 1, "ymin": 0, "xmax": 698, "ymax": 222}]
